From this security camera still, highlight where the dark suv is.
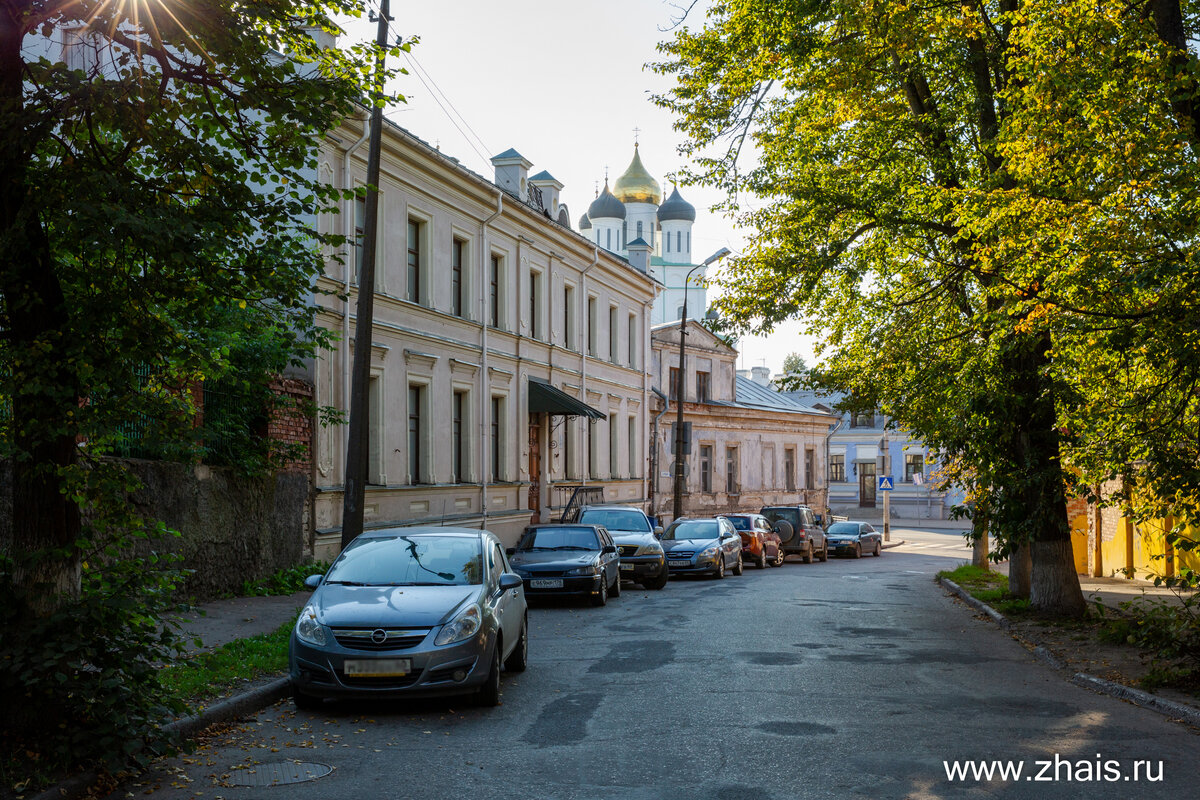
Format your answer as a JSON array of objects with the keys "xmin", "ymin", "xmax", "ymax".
[{"xmin": 759, "ymin": 505, "xmax": 828, "ymax": 563}]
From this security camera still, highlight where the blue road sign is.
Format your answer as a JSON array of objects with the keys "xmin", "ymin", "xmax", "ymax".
[{"xmin": 878, "ymin": 476, "xmax": 895, "ymax": 491}]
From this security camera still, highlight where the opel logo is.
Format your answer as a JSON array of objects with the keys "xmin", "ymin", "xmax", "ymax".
[{"xmin": 371, "ymin": 629, "xmax": 388, "ymax": 644}]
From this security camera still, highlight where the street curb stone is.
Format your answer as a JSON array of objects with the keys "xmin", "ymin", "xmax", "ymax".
[
  {"xmin": 881, "ymin": 540, "xmax": 905, "ymax": 550},
  {"xmin": 937, "ymin": 576, "xmax": 1200, "ymax": 728},
  {"xmin": 30, "ymin": 676, "xmax": 292, "ymax": 800}
]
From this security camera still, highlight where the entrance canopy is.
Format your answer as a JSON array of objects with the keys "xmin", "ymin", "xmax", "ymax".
[{"xmin": 528, "ymin": 378, "xmax": 605, "ymax": 420}]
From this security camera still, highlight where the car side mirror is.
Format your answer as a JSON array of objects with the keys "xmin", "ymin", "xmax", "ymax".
[
  {"xmin": 505, "ymin": 547, "xmax": 516, "ymax": 556},
  {"xmin": 602, "ymin": 545, "xmax": 617, "ymax": 554},
  {"xmin": 499, "ymin": 573, "xmax": 523, "ymax": 591},
  {"xmin": 653, "ymin": 526, "xmax": 664, "ymax": 537},
  {"xmin": 304, "ymin": 574, "xmax": 323, "ymax": 589}
]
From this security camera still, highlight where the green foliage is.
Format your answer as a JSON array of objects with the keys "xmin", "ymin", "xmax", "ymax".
[
  {"xmin": 237, "ymin": 561, "xmax": 329, "ymax": 598},
  {"xmin": 158, "ymin": 620, "xmax": 293, "ymax": 703},
  {"xmin": 781, "ymin": 352, "xmax": 807, "ymax": 376},
  {"xmin": 1098, "ymin": 593, "xmax": 1200, "ymax": 691}
]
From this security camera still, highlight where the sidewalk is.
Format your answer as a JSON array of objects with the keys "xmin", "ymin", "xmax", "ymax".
[
  {"xmin": 988, "ymin": 559, "xmax": 1193, "ymax": 612},
  {"xmin": 177, "ymin": 590, "xmax": 312, "ymax": 652}
]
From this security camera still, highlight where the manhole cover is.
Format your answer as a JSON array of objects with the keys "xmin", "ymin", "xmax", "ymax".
[{"xmin": 226, "ymin": 761, "xmax": 333, "ymax": 787}]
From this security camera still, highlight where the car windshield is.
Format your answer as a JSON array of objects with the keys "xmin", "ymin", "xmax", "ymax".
[
  {"xmin": 827, "ymin": 523, "xmax": 860, "ymax": 535},
  {"xmin": 577, "ymin": 509, "xmax": 651, "ymax": 532},
  {"xmin": 762, "ymin": 509, "xmax": 799, "ymax": 527},
  {"xmin": 663, "ymin": 520, "xmax": 720, "ymax": 540},
  {"xmin": 517, "ymin": 527, "xmax": 599, "ymax": 551},
  {"xmin": 723, "ymin": 516, "xmax": 752, "ymax": 531},
  {"xmin": 325, "ymin": 535, "xmax": 482, "ymax": 586}
]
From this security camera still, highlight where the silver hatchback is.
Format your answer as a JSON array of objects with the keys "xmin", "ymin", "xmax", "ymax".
[{"xmin": 288, "ymin": 527, "xmax": 528, "ymax": 709}]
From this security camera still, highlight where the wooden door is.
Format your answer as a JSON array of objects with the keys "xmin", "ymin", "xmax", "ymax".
[
  {"xmin": 859, "ymin": 462, "xmax": 876, "ymax": 507},
  {"xmin": 528, "ymin": 415, "xmax": 542, "ymax": 517}
]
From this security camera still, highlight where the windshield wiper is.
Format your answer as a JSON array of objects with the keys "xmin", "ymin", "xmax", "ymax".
[
  {"xmin": 402, "ymin": 581, "xmax": 457, "ymax": 586},
  {"xmin": 324, "ymin": 580, "xmax": 367, "ymax": 586},
  {"xmin": 549, "ymin": 545, "xmax": 592, "ymax": 551}
]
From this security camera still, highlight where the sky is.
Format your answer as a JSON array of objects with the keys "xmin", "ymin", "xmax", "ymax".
[{"xmin": 338, "ymin": 0, "xmax": 818, "ymax": 374}]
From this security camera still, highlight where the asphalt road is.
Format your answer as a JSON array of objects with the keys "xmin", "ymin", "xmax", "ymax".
[{"xmin": 118, "ymin": 531, "xmax": 1199, "ymax": 799}]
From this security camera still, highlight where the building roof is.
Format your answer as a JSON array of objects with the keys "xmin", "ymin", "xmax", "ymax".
[
  {"xmin": 613, "ymin": 144, "xmax": 662, "ymax": 205},
  {"xmin": 491, "ymin": 147, "xmax": 528, "ymax": 163},
  {"xmin": 657, "ymin": 186, "xmax": 696, "ymax": 222},
  {"xmin": 529, "ymin": 169, "xmax": 562, "ymax": 186},
  {"xmin": 588, "ymin": 182, "xmax": 627, "ymax": 220},
  {"xmin": 727, "ymin": 377, "xmax": 834, "ymax": 416}
]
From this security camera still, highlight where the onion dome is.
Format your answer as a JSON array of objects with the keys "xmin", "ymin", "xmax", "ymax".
[
  {"xmin": 657, "ymin": 186, "xmax": 696, "ymax": 223},
  {"xmin": 579, "ymin": 212, "xmax": 591, "ymax": 230},
  {"xmin": 587, "ymin": 182, "xmax": 626, "ymax": 220},
  {"xmin": 613, "ymin": 144, "xmax": 662, "ymax": 205}
]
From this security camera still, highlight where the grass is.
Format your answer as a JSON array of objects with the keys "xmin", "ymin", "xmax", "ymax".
[
  {"xmin": 234, "ymin": 561, "xmax": 328, "ymax": 598},
  {"xmin": 937, "ymin": 564, "xmax": 1031, "ymax": 615},
  {"xmin": 159, "ymin": 620, "xmax": 293, "ymax": 704}
]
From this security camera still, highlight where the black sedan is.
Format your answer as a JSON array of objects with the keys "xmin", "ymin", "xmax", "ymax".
[
  {"xmin": 825, "ymin": 521, "xmax": 883, "ymax": 558},
  {"xmin": 507, "ymin": 524, "xmax": 621, "ymax": 606},
  {"xmin": 661, "ymin": 517, "xmax": 744, "ymax": 578}
]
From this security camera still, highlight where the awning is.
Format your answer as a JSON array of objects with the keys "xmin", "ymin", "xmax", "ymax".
[{"xmin": 528, "ymin": 379, "xmax": 605, "ymax": 419}]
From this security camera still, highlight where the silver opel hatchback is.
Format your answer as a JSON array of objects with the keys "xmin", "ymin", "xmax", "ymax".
[{"xmin": 288, "ymin": 527, "xmax": 528, "ymax": 708}]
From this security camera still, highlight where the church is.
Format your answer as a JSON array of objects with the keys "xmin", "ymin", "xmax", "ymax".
[{"xmin": 577, "ymin": 144, "xmax": 703, "ymax": 326}]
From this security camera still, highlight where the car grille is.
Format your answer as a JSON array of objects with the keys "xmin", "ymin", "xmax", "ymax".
[
  {"xmin": 332, "ymin": 628, "xmax": 430, "ymax": 651},
  {"xmin": 618, "ymin": 545, "xmax": 639, "ymax": 557},
  {"xmin": 669, "ymin": 551, "xmax": 694, "ymax": 559},
  {"xmin": 338, "ymin": 671, "xmax": 422, "ymax": 688}
]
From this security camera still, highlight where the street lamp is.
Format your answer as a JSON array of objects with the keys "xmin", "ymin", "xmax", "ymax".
[{"xmin": 672, "ymin": 247, "xmax": 732, "ymax": 521}]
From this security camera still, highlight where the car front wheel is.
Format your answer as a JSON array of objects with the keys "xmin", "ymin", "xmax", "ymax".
[
  {"xmin": 592, "ymin": 576, "xmax": 608, "ymax": 606},
  {"xmin": 853, "ymin": 543, "xmax": 862, "ymax": 559},
  {"xmin": 818, "ymin": 544, "xmax": 829, "ymax": 562},
  {"xmin": 733, "ymin": 553, "xmax": 743, "ymax": 576},
  {"xmin": 756, "ymin": 549, "xmax": 767, "ymax": 569},
  {"xmin": 714, "ymin": 556, "xmax": 725, "ymax": 579},
  {"xmin": 873, "ymin": 542, "xmax": 882, "ymax": 557},
  {"xmin": 477, "ymin": 643, "xmax": 502, "ymax": 707},
  {"xmin": 504, "ymin": 614, "xmax": 528, "ymax": 673},
  {"xmin": 644, "ymin": 567, "xmax": 669, "ymax": 590},
  {"xmin": 610, "ymin": 569, "xmax": 621, "ymax": 598}
]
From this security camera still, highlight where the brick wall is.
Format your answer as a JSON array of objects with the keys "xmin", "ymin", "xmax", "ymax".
[{"xmin": 268, "ymin": 377, "xmax": 314, "ymax": 473}]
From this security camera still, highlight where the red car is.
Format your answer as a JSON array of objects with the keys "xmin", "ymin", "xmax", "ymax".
[{"xmin": 719, "ymin": 513, "xmax": 784, "ymax": 568}]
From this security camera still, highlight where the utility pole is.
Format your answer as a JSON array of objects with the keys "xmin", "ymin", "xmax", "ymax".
[
  {"xmin": 341, "ymin": 0, "xmax": 391, "ymax": 550},
  {"xmin": 671, "ymin": 248, "xmax": 730, "ymax": 522}
]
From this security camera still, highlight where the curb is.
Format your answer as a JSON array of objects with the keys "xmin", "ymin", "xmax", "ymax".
[
  {"xmin": 936, "ymin": 577, "xmax": 1200, "ymax": 727},
  {"xmin": 881, "ymin": 539, "xmax": 905, "ymax": 550},
  {"xmin": 30, "ymin": 676, "xmax": 291, "ymax": 800}
]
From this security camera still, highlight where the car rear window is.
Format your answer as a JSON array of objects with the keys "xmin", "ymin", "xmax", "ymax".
[
  {"xmin": 326, "ymin": 535, "xmax": 482, "ymax": 585},
  {"xmin": 723, "ymin": 516, "xmax": 752, "ymax": 531},
  {"xmin": 577, "ymin": 509, "xmax": 651, "ymax": 532},
  {"xmin": 762, "ymin": 508, "xmax": 800, "ymax": 527}
]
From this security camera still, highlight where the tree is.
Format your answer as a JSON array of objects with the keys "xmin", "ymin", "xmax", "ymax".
[
  {"xmin": 0, "ymin": 1, "xmax": 397, "ymax": 611},
  {"xmin": 781, "ymin": 352, "xmax": 807, "ymax": 376},
  {"xmin": 654, "ymin": 0, "xmax": 1200, "ymax": 615}
]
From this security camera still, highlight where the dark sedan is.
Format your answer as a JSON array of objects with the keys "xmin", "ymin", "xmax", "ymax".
[
  {"xmin": 507, "ymin": 524, "xmax": 621, "ymax": 606},
  {"xmin": 661, "ymin": 517, "xmax": 744, "ymax": 578},
  {"xmin": 826, "ymin": 521, "xmax": 883, "ymax": 558}
]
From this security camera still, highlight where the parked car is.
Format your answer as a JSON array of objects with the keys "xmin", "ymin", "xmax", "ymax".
[
  {"xmin": 289, "ymin": 527, "xmax": 527, "ymax": 710},
  {"xmin": 825, "ymin": 520, "xmax": 883, "ymax": 558},
  {"xmin": 507, "ymin": 524, "xmax": 621, "ymax": 606},
  {"xmin": 575, "ymin": 505, "xmax": 669, "ymax": 590},
  {"xmin": 760, "ymin": 505, "xmax": 828, "ymax": 563},
  {"xmin": 661, "ymin": 517, "xmax": 744, "ymax": 578},
  {"xmin": 719, "ymin": 513, "xmax": 784, "ymax": 568}
]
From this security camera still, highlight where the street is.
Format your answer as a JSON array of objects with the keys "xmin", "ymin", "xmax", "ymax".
[{"xmin": 120, "ymin": 527, "xmax": 1199, "ymax": 799}]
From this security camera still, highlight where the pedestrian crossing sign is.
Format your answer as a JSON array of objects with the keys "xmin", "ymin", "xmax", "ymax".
[{"xmin": 878, "ymin": 476, "xmax": 894, "ymax": 491}]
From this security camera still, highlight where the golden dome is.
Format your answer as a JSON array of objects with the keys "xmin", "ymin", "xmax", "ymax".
[{"xmin": 612, "ymin": 144, "xmax": 662, "ymax": 205}]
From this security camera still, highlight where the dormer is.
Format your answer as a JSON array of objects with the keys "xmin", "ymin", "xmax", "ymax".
[{"xmin": 491, "ymin": 148, "xmax": 532, "ymax": 198}]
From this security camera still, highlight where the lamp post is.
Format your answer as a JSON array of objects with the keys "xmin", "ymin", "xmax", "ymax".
[{"xmin": 672, "ymin": 247, "xmax": 731, "ymax": 522}]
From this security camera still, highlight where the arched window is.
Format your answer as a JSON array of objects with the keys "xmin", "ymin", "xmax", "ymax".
[
  {"xmin": 677, "ymin": 230, "xmax": 682, "ymax": 251},
  {"xmin": 606, "ymin": 229, "xmax": 612, "ymax": 249},
  {"xmin": 636, "ymin": 220, "xmax": 643, "ymax": 240}
]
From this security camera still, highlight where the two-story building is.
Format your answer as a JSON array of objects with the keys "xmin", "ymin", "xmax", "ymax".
[{"xmin": 308, "ymin": 117, "xmax": 659, "ymax": 559}]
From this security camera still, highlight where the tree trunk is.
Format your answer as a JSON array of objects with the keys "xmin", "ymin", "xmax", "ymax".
[
  {"xmin": 1030, "ymin": 538, "xmax": 1085, "ymax": 617},
  {"xmin": 972, "ymin": 513, "xmax": 989, "ymax": 571},
  {"xmin": 1009, "ymin": 541, "xmax": 1031, "ymax": 599}
]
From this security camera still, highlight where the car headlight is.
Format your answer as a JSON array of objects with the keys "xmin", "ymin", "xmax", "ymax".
[
  {"xmin": 435, "ymin": 603, "xmax": 481, "ymax": 646},
  {"xmin": 700, "ymin": 545, "xmax": 718, "ymax": 558},
  {"xmin": 295, "ymin": 605, "xmax": 327, "ymax": 647},
  {"xmin": 634, "ymin": 543, "xmax": 663, "ymax": 556},
  {"xmin": 567, "ymin": 564, "xmax": 598, "ymax": 576}
]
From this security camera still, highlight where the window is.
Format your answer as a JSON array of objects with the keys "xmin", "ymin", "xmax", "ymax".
[
  {"xmin": 490, "ymin": 396, "xmax": 503, "ymax": 482},
  {"xmin": 636, "ymin": 220, "xmax": 643, "ymax": 240},
  {"xmin": 63, "ymin": 27, "xmax": 104, "ymax": 74},
  {"xmin": 406, "ymin": 218, "xmax": 423, "ymax": 303},
  {"xmin": 805, "ymin": 448, "xmax": 815, "ymax": 488},
  {"xmin": 676, "ymin": 305, "xmax": 685, "ymax": 321},
  {"xmin": 452, "ymin": 390, "xmax": 466, "ymax": 483},
  {"xmin": 451, "ymin": 238, "xmax": 466, "ymax": 317},
  {"xmin": 563, "ymin": 284, "xmax": 575, "ymax": 350},
  {"xmin": 489, "ymin": 255, "xmax": 501, "ymax": 328},
  {"xmin": 669, "ymin": 367, "xmax": 681, "ymax": 402},
  {"xmin": 686, "ymin": 231, "xmax": 690, "ymax": 252},
  {"xmin": 784, "ymin": 448, "xmax": 796, "ymax": 492},
  {"xmin": 666, "ymin": 232, "xmax": 671, "ymax": 253},
  {"xmin": 725, "ymin": 446, "xmax": 739, "ymax": 494},
  {"xmin": 606, "ymin": 229, "xmax": 612, "ymax": 249},
  {"xmin": 587, "ymin": 296, "xmax": 597, "ymax": 355},
  {"xmin": 627, "ymin": 314, "xmax": 637, "ymax": 368},
  {"xmin": 906, "ymin": 453, "xmax": 925, "ymax": 483},
  {"xmin": 696, "ymin": 371, "xmax": 711, "ymax": 403},
  {"xmin": 700, "ymin": 445, "xmax": 713, "ymax": 492},
  {"xmin": 609, "ymin": 305, "xmax": 619, "ymax": 363},
  {"xmin": 588, "ymin": 420, "xmax": 597, "ymax": 479},
  {"xmin": 676, "ymin": 230, "xmax": 682, "ymax": 252},
  {"xmin": 408, "ymin": 385, "xmax": 425, "ymax": 484},
  {"xmin": 627, "ymin": 415, "xmax": 638, "ymax": 477},
  {"xmin": 608, "ymin": 413, "xmax": 619, "ymax": 479},
  {"xmin": 529, "ymin": 269, "xmax": 542, "ymax": 339},
  {"xmin": 829, "ymin": 454, "xmax": 846, "ymax": 482},
  {"xmin": 851, "ymin": 410, "xmax": 875, "ymax": 428}
]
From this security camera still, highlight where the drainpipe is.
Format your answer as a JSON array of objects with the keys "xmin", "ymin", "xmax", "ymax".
[
  {"xmin": 479, "ymin": 191, "xmax": 504, "ymax": 529},
  {"xmin": 640, "ymin": 298, "xmax": 652, "ymax": 509},
  {"xmin": 824, "ymin": 416, "xmax": 843, "ymax": 517},
  {"xmin": 341, "ymin": 114, "xmax": 370, "ymax": 462},
  {"xmin": 580, "ymin": 244, "xmax": 600, "ymax": 486},
  {"xmin": 650, "ymin": 386, "xmax": 669, "ymax": 525}
]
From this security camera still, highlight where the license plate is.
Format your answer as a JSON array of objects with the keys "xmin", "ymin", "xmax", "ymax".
[
  {"xmin": 668, "ymin": 560, "xmax": 690, "ymax": 567},
  {"xmin": 530, "ymin": 579, "xmax": 563, "ymax": 588},
  {"xmin": 620, "ymin": 563, "xmax": 634, "ymax": 571},
  {"xmin": 344, "ymin": 658, "xmax": 411, "ymax": 677}
]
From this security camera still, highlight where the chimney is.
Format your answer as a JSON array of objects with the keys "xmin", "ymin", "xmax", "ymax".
[
  {"xmin": 490, "ymin": 148, "xmax": 533, "ymax": 198},
  {"xmin": 299, "ymin": 25, "xmax": 340, "ymax": 51},
  {"xmin": 627, "ymin": 237, "xmax": 652, "ymax": 273},
  {"xmin": 529, "ymin": 171, "xmax": 563, "ymax": 217},
  {"xmin": 736, "ymin": 368, "xmax": 751, "ymax": 381},
  {"xmin": 751, "ymin": 366, "xmax": 771, "ymax": 385}
]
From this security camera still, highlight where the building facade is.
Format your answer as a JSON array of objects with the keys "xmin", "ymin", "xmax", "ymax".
[
  {"xmin": 649, "ymin": 321, "xmax": 835, "ymax": 523},
  {"xmin": 309, "ymin": 119, "xmax": 659, "ymax": 559}
]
